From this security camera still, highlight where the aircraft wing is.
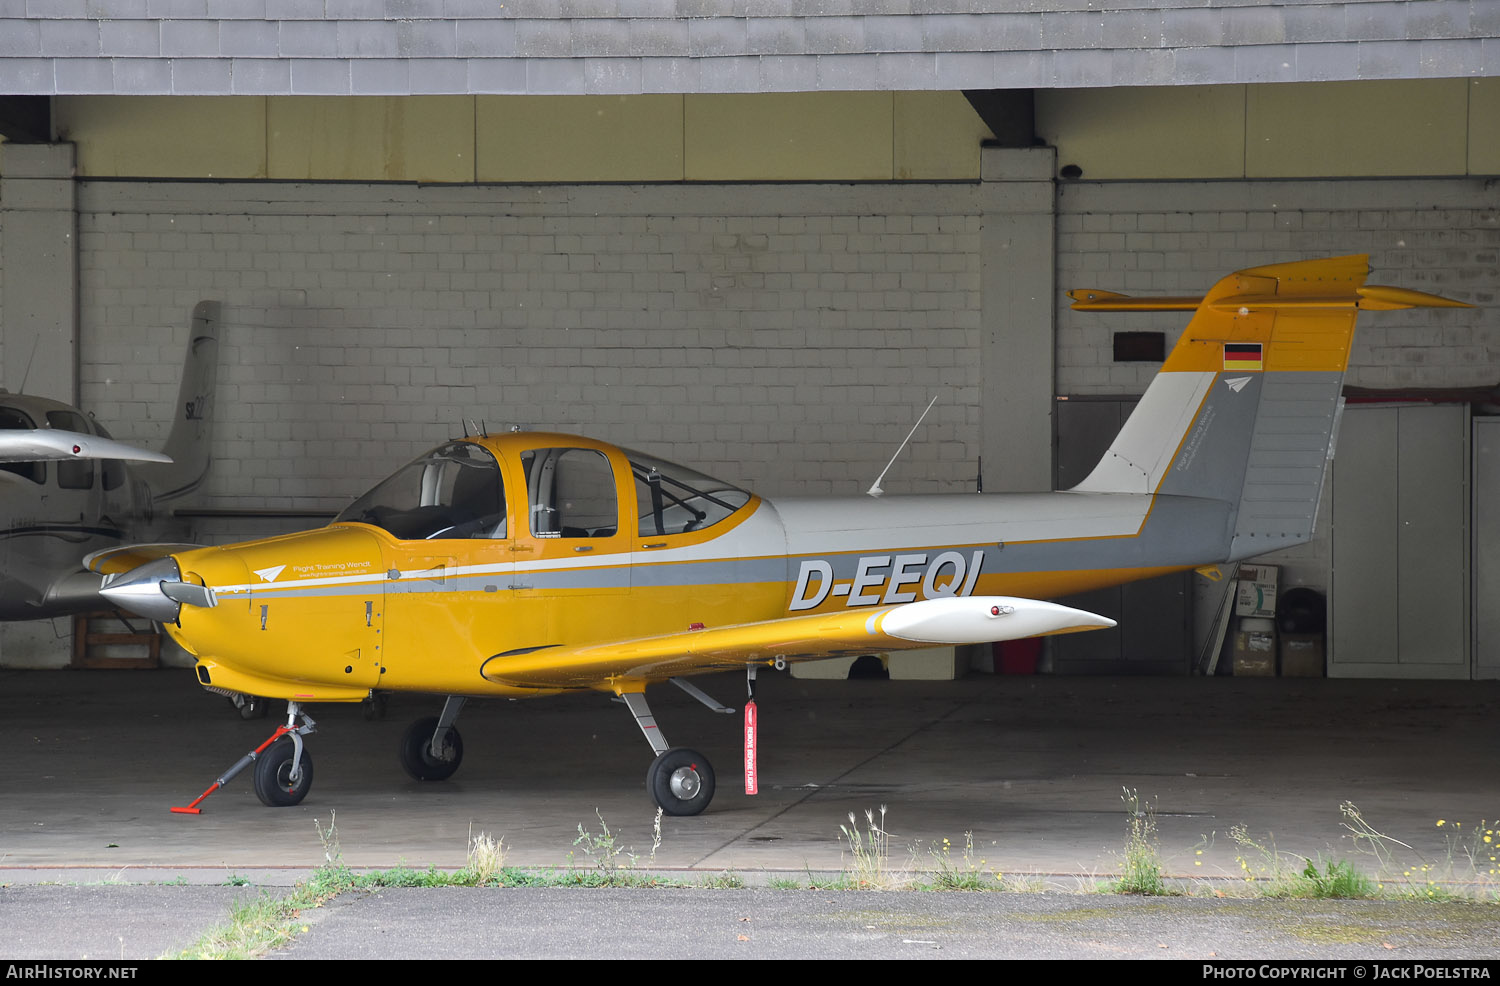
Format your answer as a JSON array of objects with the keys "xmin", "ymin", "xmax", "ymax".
[
  {"xmin": 85, "ymin": 543, "xmax": 205, "ymax": 576},
  {"xmin": 0, "ymin": 429, "xmax": 171, "ymax": 464},
  {"xmin": 480, "ymin": 595, "xmax": 1114, "ymax": 689}
]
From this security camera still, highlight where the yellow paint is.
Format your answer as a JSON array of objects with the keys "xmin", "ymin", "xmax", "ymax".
[
  {"xmin": 268, "ymin": 96, "xmax": 475, "ymax": 182},
  {"xmin": 1037, "ymin": 85, "xmax": 1246, "ymax": 180},
  {"xmin": 684, "ymin": 92, "xmax": 894, "ymax": 181},
  {"xmin": 1246, "ymin": 80, "xmax": 1468, "ymax": 178},
  {"xmin": 475, "ymin": 95, "xmax": 684, "ymax": 182},
  {"xmin": 894, "ymin": 91, "xmax": 988, "ymax": 180},
  {"xmin": 56, "ymin": 96, "xmax": 268, "ymax": 179}
]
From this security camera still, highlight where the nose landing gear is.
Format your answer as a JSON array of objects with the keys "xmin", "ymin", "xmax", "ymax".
[{"xmin": 171, "ymin": 702, "xmax": 318, "ymax": 814}]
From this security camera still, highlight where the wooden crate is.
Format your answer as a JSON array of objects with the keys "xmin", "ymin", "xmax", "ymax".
[{"xmin": 71, "ymin": 610, "xmax": 162, "ymax": 669}]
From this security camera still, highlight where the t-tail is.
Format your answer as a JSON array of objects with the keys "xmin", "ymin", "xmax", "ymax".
[
  {"xmin": 135, "ymin": 300, "xmax": 221, "ymax": 503},
  {"xmin": 1068, "ymin": 255, "xmax": 1470, "ymax": 562}
]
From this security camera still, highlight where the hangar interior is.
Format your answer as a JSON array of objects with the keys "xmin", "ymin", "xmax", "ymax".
[{"xmin": 0, "ymin": 8, "xmax": 1495, "ymax": 680}]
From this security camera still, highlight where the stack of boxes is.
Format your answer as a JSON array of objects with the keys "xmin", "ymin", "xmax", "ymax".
[{"xmin": 1230, "ymin": 564, "xmax": 1326, "ymax": 677}]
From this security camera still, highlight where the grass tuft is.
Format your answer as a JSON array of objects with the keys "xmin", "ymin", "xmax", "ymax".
[
  {"xmin": 1110, "ymin": 788, "xmax": 1167, "ymax": 895},
  {"xmin": 838, "ymin": 805, "xmax": 909, "ymax": 890}
]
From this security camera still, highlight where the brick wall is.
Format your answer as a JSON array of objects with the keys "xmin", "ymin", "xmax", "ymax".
[{"xmin": 73, "ymin": 180, "xmax": 986, "ymax": 531}]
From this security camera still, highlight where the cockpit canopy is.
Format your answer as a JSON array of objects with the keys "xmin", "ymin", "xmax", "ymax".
[
  {"xmin": 336, "ymin": 442, "xmax": 506, "ymax": 540},
  {"xmin": 335, "ymin": 439, "xmax": 751, "ymax": 543},
  {"xmin": 627, "ymin": 448, "xmax": 750, "ymax": 537}
]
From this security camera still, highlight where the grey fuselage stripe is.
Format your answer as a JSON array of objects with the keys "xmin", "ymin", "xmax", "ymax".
[{"xmin": 238, "ymin": 490, "xmax": 1231, "ymax": 603}]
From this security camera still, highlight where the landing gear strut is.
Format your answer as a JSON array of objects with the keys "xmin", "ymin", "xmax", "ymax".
[
  {"xmin": 619, "ymin": 680, "xmax": 734, "ymax": 816},
  {"xmin": 399, "ymin": 696, "xmax": 466, "ymax": 781}
]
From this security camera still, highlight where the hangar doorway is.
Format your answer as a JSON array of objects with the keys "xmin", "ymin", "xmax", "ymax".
[{"xmin": 1049, "ymin": 396, "xmax": 1192, "ymax": 675}]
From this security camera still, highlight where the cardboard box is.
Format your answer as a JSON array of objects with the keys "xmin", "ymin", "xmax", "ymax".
[
  {"xmin": 1233, "ymin": 617, "xmax": 1276, "ymax": 676},
  {"xmin": 1280, "ymin": 633, "xmax": 1325, "ymax": 677},
  {"xmin": 1235, "ymin": 564, "xmax": 1279, "ymax": 618}
]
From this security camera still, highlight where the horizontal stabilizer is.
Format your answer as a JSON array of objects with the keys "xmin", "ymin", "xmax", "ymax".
[
  {"xmin": 1067, "ymin": 289, "xmax": 1203, "ymax": 311},
  {"xmin": 480, "ymin": 595, "xmax": 1114, "ymax": 689}
]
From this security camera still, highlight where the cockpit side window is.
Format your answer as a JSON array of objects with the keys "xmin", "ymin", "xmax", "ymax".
[
  {"xmin": 46, "ymin": 411, "xmax": 94, "ymax": 490},
  {"xmin": 335, "ymin": 442, "xmax": 507, "ymax": 541},
  {"xmin": 521, "ymin": 448, "xmax": 618, "ymax": 538},
  {"xmin": 628, "ymin": 450, "xmax": 750, "ymax": 537},
  {"xmin": 0, "ymin": 407, "xmax": 44, "ymax": 485}
]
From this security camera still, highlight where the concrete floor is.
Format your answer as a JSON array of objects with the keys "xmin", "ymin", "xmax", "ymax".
[{"xmin": 1, "ymin": 667, "xmax": 1496, "ymax": 890}]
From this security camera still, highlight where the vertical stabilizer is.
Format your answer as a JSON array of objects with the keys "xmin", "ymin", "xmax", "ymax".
[
  {"xmin": 1067, "ymin": 256, "xmax": 1470, "ymax": 560},
  {"xmin": 137, "ymin": 301, "xmax": 220, "ymax": 503}
]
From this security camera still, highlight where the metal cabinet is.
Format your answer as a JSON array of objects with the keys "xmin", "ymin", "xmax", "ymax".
[
  {"xmin": 1474, "ymin": 417, "xmax": 1500, "ymax": 679},
  {"xmin": 1330, "ymin": 404, "xmax": 1470, "ymax": 678}
]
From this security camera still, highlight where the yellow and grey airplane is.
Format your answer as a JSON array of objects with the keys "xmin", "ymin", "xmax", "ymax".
[
  {"xmin": 90, "ymin": 256, "xmax": 1468, "ymax": 815},
  {"xmin": 0, "ymin": 302, "xmax": 219, "ymax": 620}
]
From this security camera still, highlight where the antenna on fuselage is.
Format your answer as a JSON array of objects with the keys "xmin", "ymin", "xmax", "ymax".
[{"xmin": 866, "ymin": 394, "xmax": 938, "ymax": 498}]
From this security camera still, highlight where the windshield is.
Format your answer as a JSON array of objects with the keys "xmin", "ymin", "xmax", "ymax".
[
  {"xmin": 337, "ymin": 442, "xmax": 506, "ymax": 540},
  {"xmin": 627, "ymin": 450, "xmax": 750, "ymax": 537}
]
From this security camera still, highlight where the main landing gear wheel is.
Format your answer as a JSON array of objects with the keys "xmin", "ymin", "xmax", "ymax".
[
  {"xmin": 399, "ymin": 716, "xmax": 464, "ymax": 781},
  {"xmin": 252, "ymin": 737, "xmax": 314, "ymax": 807},
  {"xmin": 647, "ymin": 747, "xmax": 715, "ymax": 817}
]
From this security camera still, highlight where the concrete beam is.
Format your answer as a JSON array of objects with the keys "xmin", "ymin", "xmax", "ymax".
[
  {"xmin": 978, "ymin": 145, "xmax": 1056, "ymax": 493},
  {"xmin": 0, "ymin": 142, "xmax": 79, "ymax": 404}
]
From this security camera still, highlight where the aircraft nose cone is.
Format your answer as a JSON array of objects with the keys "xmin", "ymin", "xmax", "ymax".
[{"xmin": 99, "ymin": 556, "xmax": 216, "ymax": 622}]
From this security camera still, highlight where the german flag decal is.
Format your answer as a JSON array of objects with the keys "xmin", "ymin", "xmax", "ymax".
[{"xmin": 1224, "ymin": 343, "xmax": 1263, "ymax": 371}]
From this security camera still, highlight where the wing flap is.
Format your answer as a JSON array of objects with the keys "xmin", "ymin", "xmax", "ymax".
[{"xmin": 479, "ymin": 595, "xmax": 1114, "ymax": 689}]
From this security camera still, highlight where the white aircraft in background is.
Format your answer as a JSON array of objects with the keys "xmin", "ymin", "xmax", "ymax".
[{"xmin": 0, "ymin": 301, "xmax": 219, "ymax": 620}]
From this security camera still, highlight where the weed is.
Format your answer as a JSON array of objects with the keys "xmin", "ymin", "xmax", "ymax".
[
  {"xmin": 838, "ymin": 805, "xmax": 908, "ymax": 889},
  {"xmin": 309, "ymin": 813, "xmax": 356, "ymax": 898},
  {"xmin": 924, "ymin": 832, "xmax": 1000, "ymax": 891},
  {"xmin": 767, "ymin": 876, "xmax": 803, "ymax": 890},
  {"xmin": 222, "ymin": 874, "xmax": 251, "ymax": 887},
  {"xmin": 695, "ymin": 871, "xmax": 745, "ymax": 889},
  {"xmin": 1230, "ymin": 823, "xmax": 1297, "ymax": 889},
  {"xmin": 1001, "ymin": 871, "xmax": 1051, "ymax": 893},
  {"xmin": 1293, "ymin": 856, "xmax": 1378, "ymax": 899},
  {"xmin": 573, "ymin": 808, "xmax": 638, "ymax": 877},
  {"xmin": 1111, "ymin": 788, "xmax": 1167, "ymax": 895},
  {"xmin": 460, "ymin": 828, "xmax": 508, "ymax": 887},
  {"xmin": 1230, "ymin": 819, "xmax": 1378, "ymax": 899},
  {"xmin": 1342, "ymin": 803, "xmax": 1499, "ymax": 900}
]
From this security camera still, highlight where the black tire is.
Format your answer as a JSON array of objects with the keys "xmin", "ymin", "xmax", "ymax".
[
  {"xmin": 647, "ymin": 747, "xmax": 715, "ymax": 817},
  {"xmin": 252, "ymin": 737, "xmax": 313, "ymax": 807},
  {"xmin": 399, "ymin": 716, "xmax": 464, "ymax": 781}
]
